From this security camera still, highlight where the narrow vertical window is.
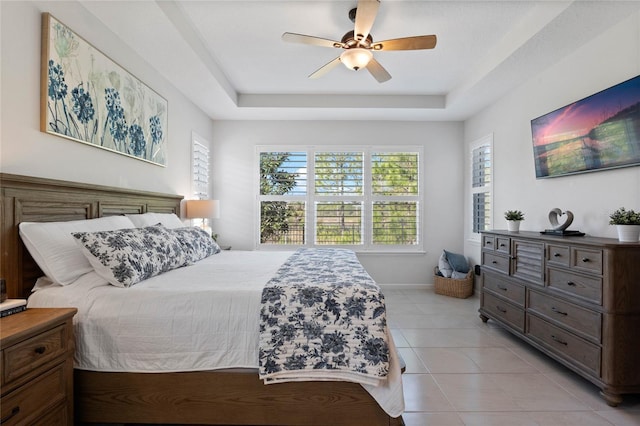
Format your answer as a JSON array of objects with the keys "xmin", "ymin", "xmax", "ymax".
[
  {"xmin": 471, "ymin": 137, "xmax": 492, "ymax": 237},
  {"xmin": 192, "ymin": 139, "xmax": 210, "ymax": 200}
]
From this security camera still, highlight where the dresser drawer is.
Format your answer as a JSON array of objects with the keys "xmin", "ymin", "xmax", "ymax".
[
  {"xmin": 482, "ymin": 292, "xmax": 524, "ymax": 332},
  {"xmin": 547, "ymin": 244, "xmax": 570, "ymax": 267},
  {"xmin": 482, "ymin": 252, "xmax": 510, "ymax": 275},
  {"xmin": 528, "ymin": 290, "xmax": 601, "ymax": 343},
  {"xmin": 496, "ymin": 237, "xmax": 511, "ymax": 254},
  {"xmin": 483, "ymin": 273, "xmax": 525, "ymax": 306},
  {"xmin": 526, "ymin": 314, "xmax": 600, "ymax": 377},
  {"xmin": 572, "ymin": 247, "xmax": 603, "ymax": 274},
  {"xmin": 547, "ymin": 267, "xmax": 602, "ymax": 305},
  {"xmin": 3, "ymin": 324, "xmax": 67, "ymax": 384},
  {"xmin": 482, "ymin": 235, "xmax": 496, "ymax": 251},
  {"xmin": 0, "ymin": 363, "xmax": 66, "ymax": 426}
]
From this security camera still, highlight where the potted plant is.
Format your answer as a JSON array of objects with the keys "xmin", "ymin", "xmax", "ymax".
[
  {"xmin": 609, "ymin": 207, "xmax": 640, "ymax": 242},
  {"xmin": 504, "ymin": 210, "xmax": 525, "ymax": 232}
]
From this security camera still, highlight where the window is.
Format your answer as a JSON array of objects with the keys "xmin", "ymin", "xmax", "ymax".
[
  {"xmin": 470, "ymin": 135, "xmax": 493, "ymax": 239},
  {"xmin": 192, "ymin": 136, "xmax": 210, "ymax": 200},
  {"xmin": 258, "ymin": 147, "xmax": 422, "ymax": 250}
]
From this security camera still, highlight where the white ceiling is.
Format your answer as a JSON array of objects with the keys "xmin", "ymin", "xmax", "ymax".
[{"xmin": 80, "ymin": 0, "xmax": 640, "ymax": 121}]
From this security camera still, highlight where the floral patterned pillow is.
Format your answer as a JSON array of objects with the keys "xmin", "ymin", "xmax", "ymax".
[
  {"xmin": 170, "ymin": 227, "xmax": 220, "ymax": 263},
  {"xmin": 72, "ymin": 225, "xmax": 188, "ymax": 288}
]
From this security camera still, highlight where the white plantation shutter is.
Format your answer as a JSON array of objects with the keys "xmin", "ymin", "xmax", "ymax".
[
  {"xmin": 314, "ymin": 152, "xmax": 363, "ymax": 195},
  {"xmin": 471, "ymin": 138, "xmax": 492, "ymax": 236},
  {"xmin": 258, "ymin": 146, "xmax": 423, "ymax": 250},
  {"xmin": 192, "ymin": 140, "xmax": 210, "ymax": 200}
]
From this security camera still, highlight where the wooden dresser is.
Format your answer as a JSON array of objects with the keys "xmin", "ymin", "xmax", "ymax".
[
  {"xmin": 1, "ymin": 308, "xmax": 77, "ymax": 425},
  {"xmin": 479, "ymin": 230, "xmax": 640, "ymax": 406}
]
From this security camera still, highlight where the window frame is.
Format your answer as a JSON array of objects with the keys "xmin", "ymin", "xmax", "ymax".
[
  {"xmin": 468, "ymin": 134, "xmax": 493, "ymax": 242},
  {"xmin": 256, "ymin": 145, "xmax": 424, "ymax": 252}
]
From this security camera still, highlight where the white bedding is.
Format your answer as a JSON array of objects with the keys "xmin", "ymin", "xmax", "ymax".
[{"xmin": 27, "ymin": 250, "xmax": 404, "ymax": 417}]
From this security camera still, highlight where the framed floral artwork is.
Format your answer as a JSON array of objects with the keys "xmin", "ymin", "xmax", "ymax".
[{"xmin": 40, "ymin": 13, "xmax": 167, "ymax": 166}]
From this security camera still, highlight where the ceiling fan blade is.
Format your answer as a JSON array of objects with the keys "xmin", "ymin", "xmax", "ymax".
[
  {"xmin": 282, "ymin": 32, "xmax": 344, "ymax": 49},
  {"xmin": 366, "ymin": 58, "xmax": 391, "ymax": 83},
  {"xmin": 354, "ymin": 0, "xmax": 380, "ymax": 43},
  {"xmin": 309, "ymin": 56, "xmax": 342, "ymax": 79},
  {"xmin": 372, "ymin": 35, "xmax": 437, "ymax": 51}
]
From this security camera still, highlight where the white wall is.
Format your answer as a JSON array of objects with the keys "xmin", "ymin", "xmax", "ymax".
[
  {"xmin": 211, "ymin": 120, "xmax": 465, "ymax": 284},
  {"xmin": 463, "ymin": 11, "xmax": 640, "ymax": 265},
  {"xmin": 0, "ymin": 1, "xmax": 214, "ymax": 197}
]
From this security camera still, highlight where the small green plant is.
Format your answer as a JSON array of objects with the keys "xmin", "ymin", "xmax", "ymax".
[
  {"xmin": 504, "ymin": 210, "xmax": 525, "ymax": 221},
  {"xmin": 609, "ymin": 207, "xmax": 640, "ymax": 225}
]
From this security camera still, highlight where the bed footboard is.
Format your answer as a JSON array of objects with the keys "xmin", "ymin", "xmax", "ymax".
[{"xmin": 75, "ymin": 370, "xmax": 403, "ymax": 426}]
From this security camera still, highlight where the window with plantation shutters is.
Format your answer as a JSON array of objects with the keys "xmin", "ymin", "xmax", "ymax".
[
  {"xmin": 470, "ymin": 136, "xmax": 493, "ymax": 238},
  {"xmin": 192, "ymin": 139, "xmax": 210, "ymax": 200},
  {"xmin": 257, "ymin": 146, "xmax": 423, "ymax": 250}
]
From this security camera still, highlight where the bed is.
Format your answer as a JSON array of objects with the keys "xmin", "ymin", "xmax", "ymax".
[{"xmin": 0, "ymin": 173, "xmax": 405, "ymax": 426}]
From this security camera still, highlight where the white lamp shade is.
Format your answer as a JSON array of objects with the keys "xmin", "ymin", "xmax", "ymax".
[
  {"xmin": 185, "ymin": 199, "xmax": 220, "ymax": 219},
  {"xmin": 340, "ymin": 48, "xmax": 373, "ymax": 71}
]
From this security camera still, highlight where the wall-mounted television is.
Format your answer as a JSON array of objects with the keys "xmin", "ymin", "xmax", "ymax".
[{"xmin": 531, "ymin": 75, "xmax": 640, "ymax": 179}]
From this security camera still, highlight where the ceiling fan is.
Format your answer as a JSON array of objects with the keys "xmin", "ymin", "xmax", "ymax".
[{"xmin": 282, "ymin": 0, "xmax": 437, "ymax": 83}]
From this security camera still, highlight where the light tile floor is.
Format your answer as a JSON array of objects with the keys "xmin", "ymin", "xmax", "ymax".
[{"xmin": 380, "ymin": 286, "xmax": 640, "ymax": 426}]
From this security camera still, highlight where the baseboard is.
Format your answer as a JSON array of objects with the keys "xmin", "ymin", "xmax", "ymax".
[{"xmin": 379, "ymin": 283, "xmax": 432, "ymax": 290}]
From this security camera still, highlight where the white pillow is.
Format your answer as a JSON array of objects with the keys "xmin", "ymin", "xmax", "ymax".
[
  {"xmin": 19, "ymin": 216, "xmax": 135, "ymax": 285},
  {"xmin": 438, "ymin": 252, "xmax": 453, "ymax": 278},
  {"xmin": 126, "ymin": 212, "xmax": 184, "ymax": 229}
]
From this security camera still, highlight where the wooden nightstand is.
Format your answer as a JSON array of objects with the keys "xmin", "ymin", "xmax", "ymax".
[{"xmin": 1, "ymin": 308, "xmax": 77, "ymax": 425}]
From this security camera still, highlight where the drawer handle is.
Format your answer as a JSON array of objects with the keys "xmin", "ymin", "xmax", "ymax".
[
  {"xmin": 553, "ymin": 253, "xmax": 561, "ymax": 257},
  {"xmin": 1, "ymin": 406, "xmax": 20, "ymax": 423},
  {"xmin": 497, "ymin": 285, "xmax": 508, "ymax": 291},
  {"xmin": 582, "ymin": 257, "xmax": 590, "ymax": 263},
  {"xmin": 496, "ymin": 305, "xmax": 507, "ymax": 313},
  {"xmin": 34, "ymin": 346, "xmax": 46, "ymax": 355},
  {"xmin": 492, "ymin": 260, "xmax": 498, "ymax": 264},
  {"xmin": 551, "ymin": 306, "xmax": 568, "ymax": 316},
  {"xmin": 566, "ymin": 281, "xmax": 576, "ymax": 287},
  {"xmin": 551, "ymin": 335, "xmax": 568, "ymax": 346},
  {"xmin": 499, "ymin": 243, "xmax": 506, "ymax": 247},
  {"xmin": 486, "ymin": 241, "xmax": 493, "ymax": 245}
]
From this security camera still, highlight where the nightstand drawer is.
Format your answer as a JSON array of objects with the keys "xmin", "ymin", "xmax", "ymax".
[
  {"xmin": 3, "ymin": 324, "xmax": 66, "ymax": 384},
  {"xmin": 0, "ymin": 363, "xmax": 66, "ymax": 426},
  {"xmin": 526, "ymin": 314, "xmax": 600, "ymax": 377},
  {"xmin": 528, "ymin": 289, "xmax": 601, "ymax": 343},
  {"xmin": 547, "ymin": 267, "xmax": 602, "ymax": 305}
]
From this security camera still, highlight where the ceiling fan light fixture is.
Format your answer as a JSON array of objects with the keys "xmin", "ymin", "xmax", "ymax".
[{"xmin": 340, "ymin": 48, "xmax": 373, "ymax": 71}]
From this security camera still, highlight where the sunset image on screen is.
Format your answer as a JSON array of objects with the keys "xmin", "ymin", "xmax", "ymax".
[{"xmin": 531, "ymin": 76, "xmax": 640, "ymax": 178}]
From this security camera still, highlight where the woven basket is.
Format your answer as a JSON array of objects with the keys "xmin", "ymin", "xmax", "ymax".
[{"xmin": 433, "ymin": 268, "xmax": 474, "ymax": 299}]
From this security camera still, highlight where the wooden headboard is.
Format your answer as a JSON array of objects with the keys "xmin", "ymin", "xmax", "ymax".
[{"xmin": 0, "ymin": 173, "xmax": 183, "ymax": 299}]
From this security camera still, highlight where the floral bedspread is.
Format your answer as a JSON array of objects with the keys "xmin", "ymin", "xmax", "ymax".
[{"xmin": 258, "ymin": 248, "xmax": 389, "ymax": 387}]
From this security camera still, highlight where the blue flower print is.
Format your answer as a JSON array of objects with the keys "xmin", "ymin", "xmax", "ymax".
[
  {"xmin": 102, "ymin": 88, "xmax": 128, "ymax": 149},
  {"xmin": 128, "ymin": 124, "xmax": 146, "ymax": 157},
  {"xmin": 48, "ymin": 60, "xmax": 67, "ymax": 101},
  {"xmin": 72, "ymin": 85, "xmax": 96, "ymax": 142},
  {"xmin": 149, "ymin": 115, "xmax": 163, "ymax": 145},
  {"xmin": 47, "ymin": 60, "xmax": 73, "ymax": 136}
]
